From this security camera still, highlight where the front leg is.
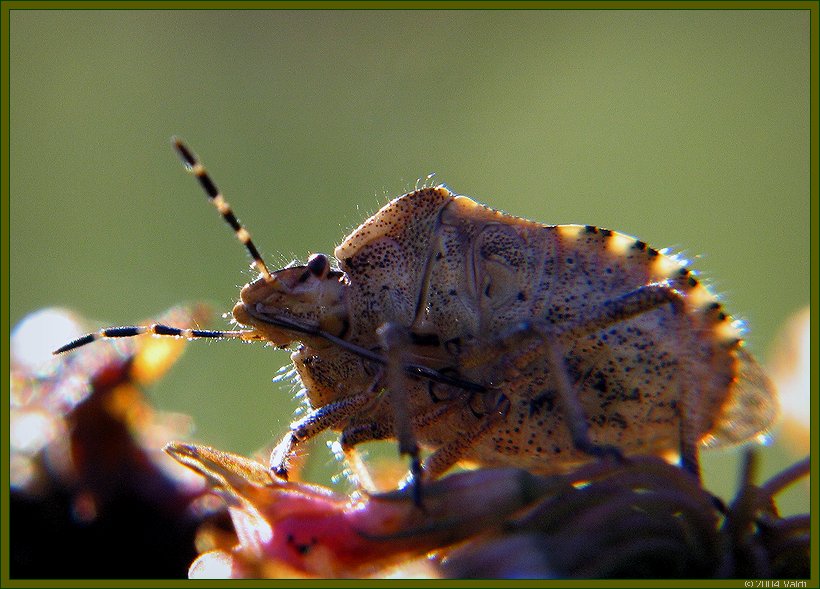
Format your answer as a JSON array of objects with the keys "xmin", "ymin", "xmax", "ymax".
[{"xmin": 269, "ymin": 386, "xmax": 375, "ymax": 479}]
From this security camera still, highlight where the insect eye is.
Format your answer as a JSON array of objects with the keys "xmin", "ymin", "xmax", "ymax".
[{"xmin": 307, "ymin": 253, "xmax": 329, "ymax": 278}]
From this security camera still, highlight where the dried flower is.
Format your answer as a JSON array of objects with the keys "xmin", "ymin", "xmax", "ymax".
[{"xmin": 169, "ymin": 443, "xmax": 809, "ymax": 579}]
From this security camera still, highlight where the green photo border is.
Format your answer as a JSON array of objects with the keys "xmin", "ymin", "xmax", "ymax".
[{"xmin": 1, "ymin": 2, "xmax": 816, "ymax": 588}]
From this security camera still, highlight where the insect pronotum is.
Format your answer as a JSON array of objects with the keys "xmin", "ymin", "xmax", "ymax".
[{"xmin": 56, "ymin": 139, "xmax": 777, "ymax": 496}]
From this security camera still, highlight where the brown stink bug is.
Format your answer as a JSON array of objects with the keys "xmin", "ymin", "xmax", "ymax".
[{"xmin": 56, "ymin": 139, "xmax": 778, "ymax": 493}]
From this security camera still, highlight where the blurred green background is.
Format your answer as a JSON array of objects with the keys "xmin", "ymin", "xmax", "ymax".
[{"xmin": 10, "ymin": 10, "xmax": 809, "ymax": 511}]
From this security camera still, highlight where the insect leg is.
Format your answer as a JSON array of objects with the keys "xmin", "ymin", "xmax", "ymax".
[
  {"xmin": 339, "ymin": 420, "xmax": 393, "ymax": 449},
  {"xmin": 269, "ymin": 387, "xmax": 376, "ymax": 479},
  {"xmin": 678, "ymin": 417, "xmax": 700, "ymax": 479},
  {"xmin": 413, "ymin": 393, "xmax": 466, "ymax": 428},
  {"xmin": 557, "ymin": 283, "xmax": 684, "ymax": 342},
  {"xmin": 554, "ymin": 283, "xmax": 705, "ymax": 477},
  {"xmin": 422, "ymin": 395, "xmax": 510, "ymax": 479},
  {"xmin": 338, "ymin": 399, "xmax": 465, "ymax": 493},
  {"xmin": 409, "ymin": 214, "xmax": 444, "ymax": 330},
  {"xmin": 338, "ymin": 396, "xmax": 463, "ymax": 449},
  {"xmin": 465, "ymin": 284, "xmax": 694, "ymax": 472},
  {"xmin": 338, "ymin": 420, "xmax": 394, "ymax": 492},
  {"xmin": 542, "ymin": 336, "xmax": 625, "ymax": 462},
  {"xmin": 457, "ymin": 283, "xmax": 682, "ymax": 367},
  {"xmin": 377, "ymin": 322, "xmax": 423, "ymax": 505}
]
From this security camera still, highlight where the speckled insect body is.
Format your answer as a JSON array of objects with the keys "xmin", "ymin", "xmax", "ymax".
[{"xmin": 57, "ymin": 141, "xmax": 777, "ymax": 489}]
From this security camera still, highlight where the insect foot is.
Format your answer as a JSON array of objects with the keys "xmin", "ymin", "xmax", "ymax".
[{"xmin": 55, "ymin": 140, "xmax": 778, "ymax": 492}]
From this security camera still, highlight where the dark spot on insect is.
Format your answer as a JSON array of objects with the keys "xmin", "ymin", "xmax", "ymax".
[
  {"xmin": 553, "ymin": 446, "xmax": 562, "ymax": 454},
  {"xmin": 591, "ymin": 372, "xmax": 608, "ymax": 394},
  {"xmin": 449, "ymin": 288, "xmax": 457, "ymax": 296},
  {"xmin": 566, "ymin": 257, "xmax": 574, "ymax": 264},
  {"xmin": 646, "ymin": 248, "xmax": 659, "ymax": 259},
  {"xmin": 435, "ymin": 251, "xmax": 443, "ymax": 260},
  {"xmin": 677, "ymin": 267, "xmax": 690, "ymax": 277},
  {"xmin": 688, "ymin": 276, "xmax": 698, "ymax": 288},
  {"xmin": 600, "ymin": 229, "xmax": 613, "ymax": 237},
  {"xmin": 633, "ymin": 240, "xmax": 647, "ymax": 251},
  {"xmin": 624, "ymin": 387, "xmax": 640, "ymax": 402},
  {"xmin": 609, "ymin": 413, "xmax": 628, "ymax": 429},
  {"xmin": 584, "ymin": 225, "xmax": 598, "ymax": 234},
  {"xmin": 296, "ymin": 269, "xmax": 311, "ymax": 283},
  {"xmin": 410, "ymin": 331, "xmax": 440, "ymax": 347},
  {"xmin": 517, "ymin": 291, "xmax": 527, "ymax": 301},
  {"xmin": 605, "ymin": 267, "xmax": 613, "ymax": 274},
  {"xmin": 337, "ymin": 318, "xmax": 350, "ymax": 339},
  {"xmin": 718, "ymin": 312, "xmax": 727, "ymax": 321},
  {"xmin": 706, "ymin": 302, "xmax": 721, "ymax": 312},
  {"xmin": 528, "ymin": 391, "xmax": 555, "ymax": 416},
  {"xmin": 484, "ymin": 283, "xmax": 492, "ymax": 297}
]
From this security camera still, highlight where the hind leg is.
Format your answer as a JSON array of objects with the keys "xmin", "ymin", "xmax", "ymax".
[
  {"xmin": 539, "ymin": 336, "xmax": 624, "ymax": 462},
  {"xmin": 464, "ymin": 283, "xmax": 686, "ymax": 466}
]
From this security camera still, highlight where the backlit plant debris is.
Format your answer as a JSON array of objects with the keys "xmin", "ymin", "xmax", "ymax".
[
  {"xmin": 9, "ymin": 305, "xmax": 226, "ymax": 578},
  {"xmin": 167, "ymin": 442, "xmax": 809, "ymax": 579},
  {"xmin": 9, "ymin": 304, "xmax": 809, "ymax": 580}
]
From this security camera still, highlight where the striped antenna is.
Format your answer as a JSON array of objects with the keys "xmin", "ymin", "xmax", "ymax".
[
  {"xmin": 53, "ymin": 324, "xmax": 257, "ymax": 355},
  {"xmin": 172, "ymin": 137, "xmax": 273, "ymax": 282}
]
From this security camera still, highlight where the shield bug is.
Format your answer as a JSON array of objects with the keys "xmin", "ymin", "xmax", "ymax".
[{"xmin": 56, "ymin": 139, "xmax": 777, "ymax": 491}]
